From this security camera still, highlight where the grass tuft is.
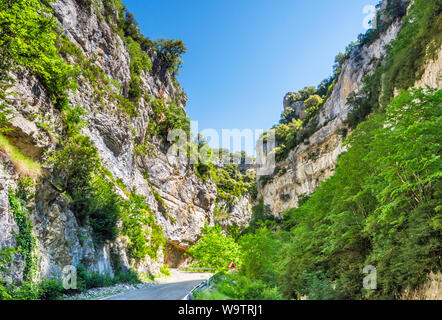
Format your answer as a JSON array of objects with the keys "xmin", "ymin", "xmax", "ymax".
[{"xmin": 0, "ymin": 134, "xmax": 41, "ymax": 179}]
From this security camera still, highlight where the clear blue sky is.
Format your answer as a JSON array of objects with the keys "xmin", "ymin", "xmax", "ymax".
[{"xmin": 123, "ymin": 0, "xmax": 378, "ymax": 153}]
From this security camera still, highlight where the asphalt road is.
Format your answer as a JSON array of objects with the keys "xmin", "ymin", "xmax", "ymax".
[{"xmin": 102, "ymin": 269, "xmax": 212, "ymax": 300}]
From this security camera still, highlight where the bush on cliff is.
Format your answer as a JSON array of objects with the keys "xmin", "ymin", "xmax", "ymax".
[{"xmin": 47, "ymin": 134, "xmax": 120, "ymax": 243}]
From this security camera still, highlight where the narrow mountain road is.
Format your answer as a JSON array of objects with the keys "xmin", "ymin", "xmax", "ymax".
[{"xmin": 101, "ymin": 269, "xmax": 212, "ymax": 300}]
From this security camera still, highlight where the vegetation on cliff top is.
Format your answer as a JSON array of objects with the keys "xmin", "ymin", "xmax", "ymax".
[{"xmin": 346, "ymin": 0, "xmax": 442, "ymax": 128}]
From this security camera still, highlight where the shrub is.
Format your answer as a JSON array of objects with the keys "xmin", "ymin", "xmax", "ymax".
[
  {"xmin": 83, "ymin": 175, "xmax": 121, "ymax": 244},
  {"xmin": 126, "ymin": 36, "xmax": 152, "ymax": 104},
  {"xmin": 155, "ymin": 38, "xmax": 187, "ymax": 74},
  {"xmin": 114, "ymin": 269, "xmax": 141, "ymax": 285},
  {"xmin": 162, "ymin": 100, "xmax": 191, "ymax": 136},
  {"xmin": 194, "ymin": 288, "xmax": 231, "ymax": 300},
  {"xmin": 160, "ymin": 264, "xmax": 171, "ymax": 277},
  {"xmin": 245, "ymin": 200, "xmax": 279, "ymax": 233},
  {"xmin": 214, "ymin": 164, "xmax": 248, "ymax": 200},
  {"xmin": 0, "ymin": 283, "xmax": 12, "ymax": 300},
  {"xmin": 62, "ymin": 105, "xmax": 87, "ymax": 134},
  {"xmin": 299, "ymin": 271, "xmax": 343, "ymax": 300},
  {"xmin": 189, "ymin": 225, "xmax": 241, "ymax": 271},
  {"xmin": 148, "ymin": 98, "xmax": 190, "ymax": 139},
  {"xmin": 73, "ymin": 264, "xmax": 141, "ymax": 293},
  {"xmin": 0, "ymin": 0, "xmax": 77, "ymax": 110},
  {"xmin": 128, "ymin": 77, "xmax": 143, "ymax": 102},
  {"xmin": 127, "ymin": 37, "xmax": 152, "ymax": 74},
  {"xmin": 38, "ymin": 279, "xmax": 65, "ymax": 300},
  {"xmin": 207, "ymin": 273, "xmax": 284, "ymax": 300},
  {"xmin": 76, "ymin": 264, "xmax": 115, "ymax": 290},
  {"xmin": 47, "ymin": 134, "xmax": 120, "ymax": 243},
  {"xmin": 304, "ymin": 95, "xmax": 323, "ymax": 115},
  {"xmin": 10, "ymin": 281, "xmax": 39, "ymax": 300},
  {"xmin": 8, "ymin": 188, "xmax": 37, "ymax": 281},
  {"xmin": 48, "ymin": 134, "xmax": 100, "ymax": 194},
  {"xmin": 120, "ymin": 193, "xmax": 166, "ymax": 261}
]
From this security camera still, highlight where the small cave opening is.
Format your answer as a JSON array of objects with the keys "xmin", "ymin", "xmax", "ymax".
[{"xmin": 164, "ymin": 242, "xmax": 192, "ymax": 268}]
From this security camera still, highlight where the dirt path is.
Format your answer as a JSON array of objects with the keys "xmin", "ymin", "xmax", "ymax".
[{"xmin": 100, "ymin": 269, "xmax": 212, "ymax": 300}]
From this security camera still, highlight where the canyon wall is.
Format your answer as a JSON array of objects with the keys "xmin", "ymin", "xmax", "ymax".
[
  {"xmin": 258, "ymin": 1, "xmax": 441, "ymax": 217},
  {"xmin": 0, "ymin": 0, "xmax": 223, "ymax": 283}
]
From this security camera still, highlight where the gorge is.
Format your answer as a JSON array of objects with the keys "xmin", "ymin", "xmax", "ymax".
[{"xmin": 0, "ymin": 0, "xmax": 441, "ymax": 300}]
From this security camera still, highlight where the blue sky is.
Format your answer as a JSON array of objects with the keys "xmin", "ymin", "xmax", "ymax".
[{"xmin": 123, "ymin": 0, "xmax": 378, "ymax": 153}]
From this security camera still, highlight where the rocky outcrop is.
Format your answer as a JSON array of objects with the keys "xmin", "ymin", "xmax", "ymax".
[
  {"xmin": 0, "ymin": 160, "xmax": 24, "ymax": 283},
  {"xmin": 282, "ymin": 98, "xmax": 306, "ymax": 121},
  {"xmin": 215, "ymin": 197, "xmax": 253, "ymax": 230},
  {"xmin": 413, "ymin": 44, "xmax": 442, "ymax": 89}
]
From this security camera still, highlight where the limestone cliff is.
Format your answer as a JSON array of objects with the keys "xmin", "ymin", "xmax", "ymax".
[
  {"xmin": 258, "ymin": 0, "xmax": 441, "ymax": 217},
  {"xmin": 0, "ymin": 0, "xmax": 220, "ymax": 283}
]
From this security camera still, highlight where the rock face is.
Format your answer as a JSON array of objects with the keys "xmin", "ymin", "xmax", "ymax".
[
  {"xmin": 258, "ymin": 5, "xmax": 442, "ymax": 217},
  {"xmin": 414, "ymin": 44, "xmax": 442, "ymax": 89},
  {"xmin": 215, "ymin": 197, "xmax": 253, "ymax": 230},
  {"xmin": 0, "ymin": 0, "xmax": 219, "ymax": 281},
  {"xmin": 282, "ymin": 98, "xmax": 306, "ymax": 121}
]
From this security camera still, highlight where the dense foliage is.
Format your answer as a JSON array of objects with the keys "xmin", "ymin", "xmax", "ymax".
[
  {"xmin": 191, "ymin": 224, "xmax": 284, "ymax": 300},
  {"xmin": 126, "ymin": 36, "xmax": 152, "ymax": 103},
  {"xmin": 47, "ymin": 134, "xmax": 120, "ymax": 244},
  {"xmin": 120, "ymin": 193, "xmax": 167, "ymax": 261},
  {"xmin": 7, "ymin": 189, "xmax": 37, "ymax": 282},
  {"xmin": 147, "ymin": 97, "xmax": 191, "ymax": 138},
  {"xmin": 214, "ymin": 163, "xmax": 256, "ymax": 204},
  {"xmin": 189, "ymin": 225, "xmax": 241, "ymax": 271},
  {"xmin": 0, "ymin": 0, "xmax": 77, "ymax": 110},
  {"xmin": 279, "ymin": 88, "xmax": 442, "ymax": 299}
]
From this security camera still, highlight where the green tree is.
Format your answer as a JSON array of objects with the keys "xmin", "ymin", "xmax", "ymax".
[
  {"xmin": 304, "ymin": 95, "xmax": 323, "ymax": 115},
  {"xmin": 47, "ymin": 134, "xmax": 121, "ymax": 243},
  {"xmin": 155, "ymin": 38, "xmax": 186, "ymax": 74},
  {"xmin": 239, "ymin": 227, "xmax": 281, "ymax": 285},
  {"xmin": 189, "ymin": 225, "xmax": 241, "ymax": 271},
  {"xmin": 48, "ymin": 134, "xmax": 100, "ymax": 194}
]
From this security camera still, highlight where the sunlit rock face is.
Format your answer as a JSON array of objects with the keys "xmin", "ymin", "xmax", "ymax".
[
  {"xmin": 2, "ymin": 0, "xmax": 439, "ymax": 282},
  {"xmin": 215, "ymin": 197, "xmax": 254, "ymax": 230},
  {"xmin": 258, "ymin": 7, "xmax": 441, "ymax": 217},
  {"xmin": 0, "ymin": 0, "xmax": 220, "ymax": 279}
]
